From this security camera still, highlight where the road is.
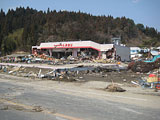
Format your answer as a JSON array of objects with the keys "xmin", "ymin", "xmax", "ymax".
[{"xmin": 0, "ymin": 74, "xmax": 160, "ymax": 120}]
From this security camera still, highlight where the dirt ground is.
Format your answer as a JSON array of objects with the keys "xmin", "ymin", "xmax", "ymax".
[
  {"xmin": 82, "ymin": 70, "xmax": 145, "ymax": 83},
  {"xmin": 0, "ymin": 62, "xmax": 159, "ymax": 96}
]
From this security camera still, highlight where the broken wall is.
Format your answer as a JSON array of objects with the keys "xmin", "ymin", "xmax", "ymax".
[{"xmin": 115, "ymin": 45, "xmax": 130, "ymax": 62}]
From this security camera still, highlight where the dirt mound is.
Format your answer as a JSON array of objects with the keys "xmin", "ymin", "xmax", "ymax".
[{"xmin": 105, "ymin": 84, "xmax": 126, "ymax": 92}]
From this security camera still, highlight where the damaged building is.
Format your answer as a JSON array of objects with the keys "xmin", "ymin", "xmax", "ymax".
[{"xmin": 32, "ymin": 41, "xmax": 130, "ymax": 61}]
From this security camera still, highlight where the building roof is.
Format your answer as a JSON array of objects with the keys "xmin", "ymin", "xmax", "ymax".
[
  {"xmin": 130, "ymin": 47, "xmax": 141, "ymax": 50},
  {"xmin": 38, "ymin": 41, "xmax": 114, "ymax": 51}
]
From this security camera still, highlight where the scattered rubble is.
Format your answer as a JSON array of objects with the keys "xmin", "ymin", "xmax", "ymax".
[
  {"xmin": 0, "ymin": 52, "xmax": 160, "ymax": 92},
  {"xmin": 0, "ymin": 62, "xmax": 157, "ymax": 90},
  {"xmin": 0, "ymin": 62, "xmax": 128, "ymax": 83}
]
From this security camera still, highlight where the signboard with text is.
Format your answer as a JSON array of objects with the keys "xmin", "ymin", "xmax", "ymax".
[{"xmin": 54, "ymin": 43, "xmax": 73, "ymax": 48}]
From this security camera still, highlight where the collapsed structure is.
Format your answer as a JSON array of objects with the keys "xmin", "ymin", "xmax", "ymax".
[{"xmin": 32, "ymin": 41, "xmax": 130, "ymax": 61}]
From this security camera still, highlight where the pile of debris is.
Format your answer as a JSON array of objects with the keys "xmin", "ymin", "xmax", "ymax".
[
  {"xmin": 128, "ymin": 55, "xmax": 160, "ymax": 73},
  {"xmin": 105, "ymin": 84, "xmax": 126, "ymax": 92},
  {"xmin": 0, "ymin": 51, "xmax": 119, "ymax": 67},
  {"xmin": 0, "ymin": 65, "xmax": 92, "ymax": 82}
]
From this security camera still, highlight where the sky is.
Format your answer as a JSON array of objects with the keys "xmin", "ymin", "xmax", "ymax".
[{"xmin": 0, "ymin": 0, "xmax": 160, "ymax": 31}]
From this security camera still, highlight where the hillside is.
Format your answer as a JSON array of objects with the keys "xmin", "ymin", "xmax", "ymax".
[{"xmin": 0, "ymin": 7, "xmax": 160, "ymax": 55}]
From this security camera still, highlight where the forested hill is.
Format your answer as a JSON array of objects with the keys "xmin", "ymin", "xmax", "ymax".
[{"xmin": 0, "ymin": 7, "xmax": 160, "ymax": 55}]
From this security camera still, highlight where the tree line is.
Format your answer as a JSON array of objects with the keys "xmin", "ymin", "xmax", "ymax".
[{"xmin": 0, "ymin": 7, "xmax": 160, "ymax": 55}]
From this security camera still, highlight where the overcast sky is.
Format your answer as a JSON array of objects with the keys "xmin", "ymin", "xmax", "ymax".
[{"xmin": 0, "ymin": 0, "xmax": 160, "ymax": 31}]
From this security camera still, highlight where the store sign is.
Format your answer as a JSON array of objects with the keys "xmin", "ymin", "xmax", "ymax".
[{"xmin": 54, "ymin": 43, "xmax": 73, "ymax": 47}]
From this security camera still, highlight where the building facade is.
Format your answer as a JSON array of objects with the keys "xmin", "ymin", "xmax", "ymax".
[{"xmin": 32, "ymin": 41, "xmax": 130, "ymax": 61}]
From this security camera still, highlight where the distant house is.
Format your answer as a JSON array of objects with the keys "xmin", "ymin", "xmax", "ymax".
[
  {"xmin": 130, "ymin": 47, "xmax": 142, "ymax": 59},
  {"xmin": 150, "ymin": 47, "xmax": 160, "ymax": 56}
]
